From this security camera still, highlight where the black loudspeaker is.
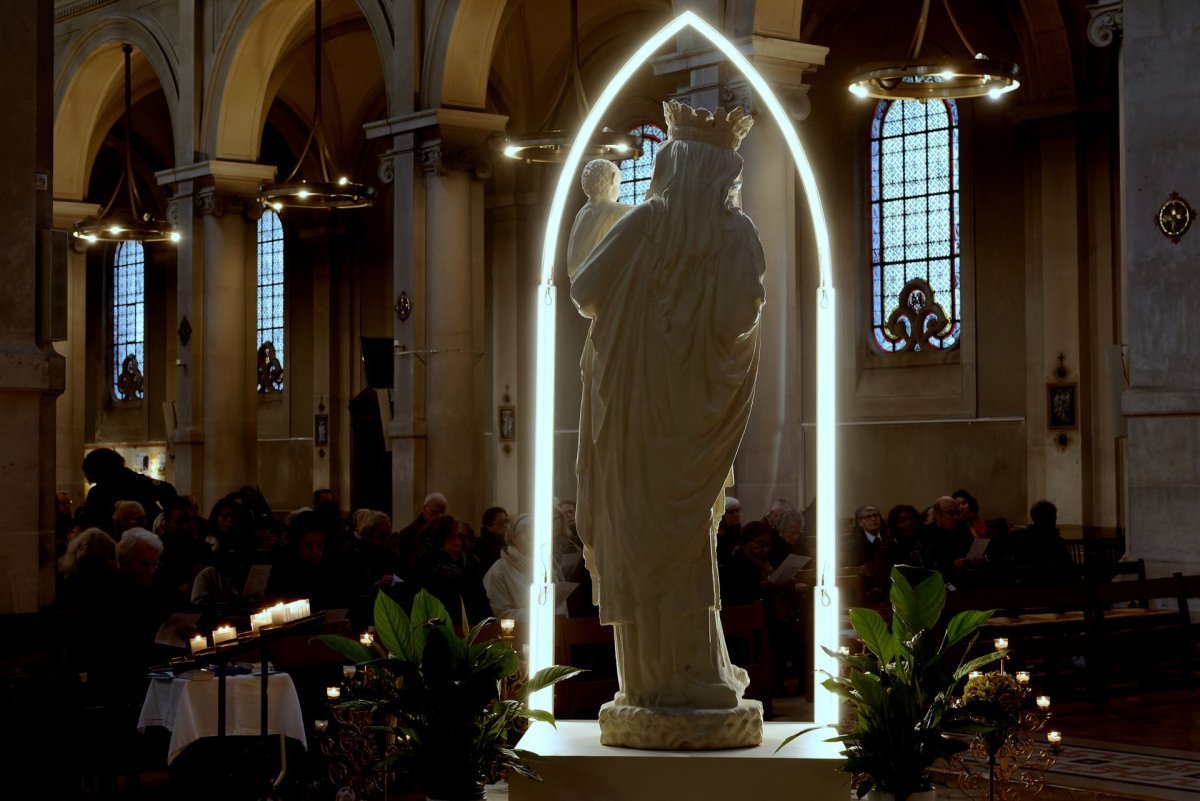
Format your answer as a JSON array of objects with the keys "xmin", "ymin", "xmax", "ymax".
[
  {"xmin": 37, "ymin": 229, "xmax": 68, "ymax": 342},
  {"xmin": 360, "ymin": 336, "xmax": 393, "ymax": 389}
]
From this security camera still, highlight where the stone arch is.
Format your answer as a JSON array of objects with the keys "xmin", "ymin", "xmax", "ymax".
[
  {"xmin": 206, "ymin": 0, "xmax": 393, "ymax": 162},
  {"xmin": 424, "ymin": 0, "xmax": 509, "ymax": 110},
  {"xmin": 1011, "ymin": 0, "xmax": 1075, "ymax": 105},
  {"xmin": 53, "ymin": 17, "xmax": 180, "ymax": 201}
]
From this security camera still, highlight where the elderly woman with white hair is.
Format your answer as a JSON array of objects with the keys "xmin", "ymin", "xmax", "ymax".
[
  {"xmin": 116, "ymin": 527, "xmax": 164, "ymax": 589},
  {"xmin": 482, "ymin": 513, "xmax": 566, "ymax": 625},
  {"xmin": 58, "ymin": 527, "xmax": 119, "ymax": 606}
]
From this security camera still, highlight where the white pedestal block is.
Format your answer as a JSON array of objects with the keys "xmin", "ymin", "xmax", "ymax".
[{"xmin": 510, "ymin": 720, "xmax": 849, "ymax": 801}]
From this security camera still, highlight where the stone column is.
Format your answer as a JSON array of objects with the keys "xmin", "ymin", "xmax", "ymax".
[
  {"xmin": 157, "ymin": 161, "xmax": 275, "ymax": 510},
  {"xmin": 1118, "ymin": 1, "xmax": 1200, "ymax": 576},
  {"xmin": 51, "ymin": 200, "xmax": 98, "ymax": 504},
  {"xmin": 1023, "ymin": 118, "xmax": 1086, "ymax": 529},
  {"xmin": 367, "ymin": 109, "xmax": 505, "ymax": 524},
  {"xmin": 418, "ymin": 140, "xmax": 489, "ymax": 524},
  {"xmin": 654, "ymin": 28, "xmax": 826, "ymax": 517},
  {"xmin": 0, "ymin": 0, "xmax": 60, "ymax": 611}
]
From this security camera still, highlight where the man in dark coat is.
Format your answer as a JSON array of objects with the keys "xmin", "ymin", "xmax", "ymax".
[{"xmin": 81, "ymin": 448, "xmax": 177, "ymax": 536}]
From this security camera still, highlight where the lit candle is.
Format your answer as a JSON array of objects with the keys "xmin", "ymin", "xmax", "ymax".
[
  {"xmin": 212, "ymin": 625, "xmax": 236, "ymax": 644},
  {"xmin": 190, "ymin": 634, "xmax": 208, "ymax": 654},
  {"xmin": 360, "ymin": 632, "xmax": 374, "ymax": 646},
  {"xmin": 314, "ymin": 719, "xmax": 329, "ymax": 733},
  {"xmin": 837, "ymin": 646, "xmax": 850, "ymax": 656},
  {"xmin": 1037, "ymin": 695, "xmax": 1051, "ymax": 709},
  {"xmin": 342, "ymin": 665, "xmax": 356, "ymax": 680},
  {"xmin": 1047, "ymin": 731, "xmax": 1062, "ymax": 746},
  {"xmin": 499, "ymin": 619, "xmax": 515, "ymax": 639},
  {"xmin": 969, "ymin": 671, "xmax": 983, "ymax": 680},
  {"xmin": 1016, "ymin": 671, "xmax": 1030, "ymax": 685},
  {"xmin": 270, "ymin": 603, "xmax": 287, "ymax": 626},
  {"xmin": 297, "ymin": 599, "xmax": 311, "ymax": 618},
  {"xmin": 994, "ymin": 637, "xmax": 1009, "ymax": 651},
  {"xmin": 326, "ymin": 686, "xmax": 341, "ymax": 700}
]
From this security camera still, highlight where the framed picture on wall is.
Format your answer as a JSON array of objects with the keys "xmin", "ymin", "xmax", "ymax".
[
  {"xmin": 314, "ymin": 413, "xmax": 330, "ymax": 446},
  {"xmin": 1047, "ymin": 383, "xmax": 1077, "ymax": 430},
  {"xmin": 499, "ymin": 406, "xmax": 516, "ymax": 442}
]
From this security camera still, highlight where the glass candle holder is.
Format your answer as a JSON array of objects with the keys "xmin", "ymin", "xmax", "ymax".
[
  {"xmin": 1037, "ymin": 695, "xmax": 1051, "ymax": 709},
  {"xmin": 326, "ymin": 686, "xmax": 341, "ymax": 700}
]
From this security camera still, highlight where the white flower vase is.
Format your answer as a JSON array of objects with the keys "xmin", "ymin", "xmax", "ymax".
[{"xmin": 863, "ymin": 789, "xmax": 937, "ymax": 801}]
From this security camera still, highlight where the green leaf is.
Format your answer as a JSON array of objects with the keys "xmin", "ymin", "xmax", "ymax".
[
  {"xmin": 944, "ymin": 609, "xmax": 995, "ymax": 646},
  {"xmin": 890, "ymin": 565, "xmax": 945, "ymax": 634},
  {"xmin": 850, "ymin": 671, "xmax": 886, "ymax": 711},
  {"xmin": 374, "ymin": 590, "xmax": 417, "ymax": 662},
  {"xmin": 312, "ymin": 634, "xmax": 375, "ymax": 665},
  {"xmin": 409, "ymin": 590, "xmax": 451, "ymax": 655},
  {"xmin": 850, "ymin": 608, "xmax": 895, "ymax": 662},
  {"xmin": 775, "ymin": 725, "xmax": 830, "ymax": 753},
  {"xmin": 520, "ymin": 707, "xmax": 557, "ymax": 727},
  {"xmin": 520, "ymin": 665, "xmax": 586, "ymax": 701},
  {"xmin": 410, "ymin": 589, "xmax": 451, "ymax": 628},
  {"xmin": 952, "ymin": 650, "xmax": 1003, "ymax": 681}
]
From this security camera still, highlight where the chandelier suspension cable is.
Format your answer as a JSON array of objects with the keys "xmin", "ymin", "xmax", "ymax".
[
  {"xmin": 257, "ymin": 0, "xmax": 375, "ymax": 209},
  {"xmin": 909, "ymin": 0, "xmax": 932, "ymax": 59},
  {"xmin": 73, "ymin": 43, "xmax": 179, "ymax": 244},
  {"xmin": 846, "ymin": 0, "xmax": 1021, "ymax": 102},
  {"xmin": 570, "ymin": 0, "xmax": 590, "ymax": 117},
  {"xmin": 284, "ymin": 0, "xmax": 326, "ymax": 185},
  {"xmin": 498, "ymin": 0, "xmax": 640, "ymax": 163}
]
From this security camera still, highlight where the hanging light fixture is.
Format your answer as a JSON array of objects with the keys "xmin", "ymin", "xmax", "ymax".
[
  {"xmin": 847, "ymin": 0, "xmax": 1020, "ymax": 101},
  {"xmin": 499, "ymin": 0, "xmax": 641, "ymax": 163},
  {"xmin": 73, "ymin": 44, "xmax": 180, "ymax": 245},
  {"xmin": 258, "ymin": 0, "xmax": 375, "ymax": 210}
]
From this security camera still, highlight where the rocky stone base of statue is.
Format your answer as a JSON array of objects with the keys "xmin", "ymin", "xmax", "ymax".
[{"xmin": 597, "ymin": 699, "xmax": 763, "ymax": 750}]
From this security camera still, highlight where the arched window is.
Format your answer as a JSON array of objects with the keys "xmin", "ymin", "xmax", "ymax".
[
  {"xmin": 256, "ymin": 209, "xmax": 285, "ymax": 393},
  {"xmin": 112, "ymin": 241, "xmax": 145, "ymax": 400},
  {"xmin": 618, "ymin": 124, "xmax": 666, "ymax": 205},
  {"xmin": 870, "ymin": 97, "xmax": 960, "ymax": 353}
]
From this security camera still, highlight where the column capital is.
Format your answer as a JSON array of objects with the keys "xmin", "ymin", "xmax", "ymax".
[
  {"xmin": 1087, "ymin": 1, "xmax": 1123, "ymax": 48},
  {"xmin": 654, "ymin": 35, "xmax": 827, "ymax": 120},
  {"xmin": 51, "ymin": 199, "xmax": 100, "ymax": 233},
  {"xmin": 371, "ymin": 107, "xmax": 507, "ymax": 180},
  {"xmin": 156, "ymin": 159, "xmax": 277, "ymax": 197}
]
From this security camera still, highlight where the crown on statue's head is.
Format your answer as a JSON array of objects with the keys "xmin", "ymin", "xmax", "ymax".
[{"xmin": 663, "ymin": 101, "xmax": 754, "ymax": 151}]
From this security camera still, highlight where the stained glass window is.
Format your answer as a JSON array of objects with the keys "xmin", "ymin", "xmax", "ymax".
[
  {"xmin": 112, "ymin": 241, "xmax": 145, "ymax": 400},
  {"xmin": 870, "ymin": 97, "xmax": 960, "ymax": 352},
  {"xmin": 618, "ymin": 124, "xmax": 666, "ymax": 205},
  {"xmin": 256, "ymin": 209, "xmax": 285, "ymax": 393}
]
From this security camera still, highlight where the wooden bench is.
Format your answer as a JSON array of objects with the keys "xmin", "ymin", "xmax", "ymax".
[
  {"xmin": 551, "ymin": 603, "xmax": 774, "ymax": 719},
  {"xmin": 1087, "ymin": 573, "xmax": 1193, "ymax": 692}
]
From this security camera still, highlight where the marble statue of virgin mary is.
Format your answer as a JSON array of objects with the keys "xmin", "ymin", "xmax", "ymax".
[{"xmin": 570, "ymin": 101, "xmax": 767, "ymax": 749}]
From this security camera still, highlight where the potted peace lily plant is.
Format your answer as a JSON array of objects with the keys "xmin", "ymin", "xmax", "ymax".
[
  {"xmin": 784, "ymin": 566, "xmax": 1002, "ymax": 801},
  {"xmin": 317, "ymin": 590, "xmax": 581, "ymax": 801}
]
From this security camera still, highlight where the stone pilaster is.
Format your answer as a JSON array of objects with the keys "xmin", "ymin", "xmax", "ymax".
[
  {"xmin": 0, "ymin": 0, "xmax": 59, "ymax": 611},
  {"xmin": 1118, "ymin": 0, "xmax": 1200, "ymax": 576},
  {"xmin": 51, "ymin": 200, "xmax": 99, "ymax": 504},
  {"xmin": 156, "ymin": 160, "xmax": 275, "ymax": 510},
  {"xmin": 366, "ymin": 108, "xmax": 505, "ymax": 524}
]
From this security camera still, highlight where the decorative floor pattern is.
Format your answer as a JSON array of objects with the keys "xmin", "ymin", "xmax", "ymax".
[{"xmin": 1040, "ymin": 739, "xmax": 1200, "ymax": 799}]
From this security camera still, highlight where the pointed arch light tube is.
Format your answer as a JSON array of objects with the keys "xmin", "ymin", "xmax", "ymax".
[{"xmin": 530, "ymin": 10, "xmax": 838, "ymax": 724}]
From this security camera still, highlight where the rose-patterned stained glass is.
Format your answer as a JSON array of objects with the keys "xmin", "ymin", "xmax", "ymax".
[
  {"xmin": 870, "ymin": 97, "xmax": 960, "ymax": 352},
  {"xmin": 112, "ymin": 241, "xmax": 145, "ymax": 400},
  {"xmin": 618, "ymin": 124, "xmax": 665, "ymax": 205},
  {"xmin": 257, "ymin": 209, "xmax": 285, "ymax": 391}
]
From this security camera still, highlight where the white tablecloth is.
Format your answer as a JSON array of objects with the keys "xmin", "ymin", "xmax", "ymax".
[{"xmin": 138, "ymin": 672, "xmax": 308, "ymax": 763}]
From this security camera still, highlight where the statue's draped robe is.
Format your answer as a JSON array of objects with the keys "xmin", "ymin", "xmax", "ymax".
[{"xmin": 571, "ymin": 139, "xmax": 766, "ymax": 704}]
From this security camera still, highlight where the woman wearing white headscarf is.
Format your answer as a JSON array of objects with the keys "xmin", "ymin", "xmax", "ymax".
[{"xmin": 571, "ymin": 102, "xmax": 766, "ymax": 724}]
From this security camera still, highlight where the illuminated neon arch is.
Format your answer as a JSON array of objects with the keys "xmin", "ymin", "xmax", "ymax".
[{"xmin": 528, "ymin": 10, "xmax": 839, "ymax": 724}]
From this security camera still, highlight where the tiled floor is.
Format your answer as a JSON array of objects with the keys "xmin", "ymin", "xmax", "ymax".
[{"xmin": 770, "ymin": 687, "xmax": 1200, "ymax": 801}]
